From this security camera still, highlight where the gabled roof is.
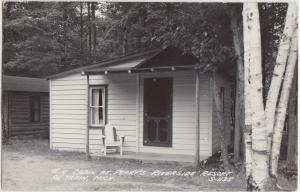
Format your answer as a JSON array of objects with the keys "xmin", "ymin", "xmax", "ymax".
[
  {"xmin": 83, "ymin": 46, "xmax": 199, "ymax": 75},
  {"xmin": 2, "ymin": 75, "xmax": 49, "ymax": 92},
  {"xmin": 47, "ymin": 48, "xmax": 161, "ymax": 79},
  {"xmin": 47, "ymin": 46, "xmax": 200, "ymax": 79}
]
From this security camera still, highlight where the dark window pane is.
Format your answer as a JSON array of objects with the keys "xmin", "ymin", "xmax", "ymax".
[
  {"xmin": 148, "ymin": 120, "xmax": 157, "ymax": 141},
  {"xmin": 91, "ymin": 107, "xmax": 103, "ymax": 125},
  {"xmin": 30, "ymin": 96, "xmax": 40, "ymax": 122},
  {"xmin": 91, "ymin": 89, "xmax": 103, "ymax": 106},
  {"xmin": 158, "ymin": 120, "xmax": 168, "ymax": 142}
]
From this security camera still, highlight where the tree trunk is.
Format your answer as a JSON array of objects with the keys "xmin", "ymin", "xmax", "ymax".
[
  {"xmin": 243, "ymin": 3, "xmax": 269, "ymax": 189},
  {"xmin": 138, "ymin": 6, "xmax": 146, "ymax": 50},
  {"xmin": 243, "ymin": 40, "xmax": 253, "ymax": 189},
  {"xmin": 265, "ymin": 4, "xmax": 298, "ymax": 153},
  {"xmin": 91, "ymin": 2, "xmax": 97, "ymax": 59},
  {"xmin": 195, "ymin": 70, "xmax": 200, "ymax": 168},
  {"xmin": 87, "ymin": 2, "xmax": 92, "ymax": 63},
  {"xmin": 80, "ymin": 3, "xmax": 83, "ymax": 65},
  {"xmin": 233, "ymin": 86, "xmax": 241, "ymax": 162},
  {"xmin": 243, "ymin": 7, "xmax": 252, "ymax": 185},
  {"xmin": 63, "ymin": 4, "xmax": 68, "ymax": 64},
  {"xmin": 270, "ymin": 26, "xmax": 298, "ymax": 177},
  {"xmin": 230, "ymin": 5, "xmax": 244, "ymax": 163},
  {"xmin": 212, "ymin": 72, "xmax": 230, "ymax": 171},
  {"xmin": 286, "ymin": 68, "xmax": 297, "ymax": 165},
  {"xmin": 2, "ymin": 92, "xmax": 9, "ymax": 141},
  {"xmin": 243, "ymin": 3, "xmax": 252, "ymax": 190},
  {"xmin": 122, "ymin": 28, "xmax": 128, "ymax": 56}
]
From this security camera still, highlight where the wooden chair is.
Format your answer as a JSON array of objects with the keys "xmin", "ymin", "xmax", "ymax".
[{"xmin": 100, "ymin": 124, "xmax": 125, "ymax": 155}]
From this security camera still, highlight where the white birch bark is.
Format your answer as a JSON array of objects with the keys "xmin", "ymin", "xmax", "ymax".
[
  {"xmin": 244, "ymin": 52, "xmax": 252, "ymax": 182},
  {"xmin": 271, "ymin": 26, "xmax": 298, "ymax": 177},
  {"xmin": 243, "ymin": 3, "xmax": 269, "ymax": 189},
  {"xmin": 265, "ymin": 4, "xmax": 298, "ymax": 152},
  {"xmin": 243, "ymin": 14, "xmax": 252, "ymax": 181}
]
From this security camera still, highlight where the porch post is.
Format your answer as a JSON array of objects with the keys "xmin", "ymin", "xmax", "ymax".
[
  {"xmin": 86, "ymin": 74, "xmax": 91, "ymax": 159},
  {"xmin": 136, "ymin": 74, "xmax": 140, "ymax": 153},
  {"xmin": 195, "ymin": 69, "xmax": 200, "ymax": 168}
]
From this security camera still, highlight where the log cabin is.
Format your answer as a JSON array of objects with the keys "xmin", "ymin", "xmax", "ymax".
[
  {"xmin": 2, "ymin": 75, "xmax": 49, "ymax": 138},
  {"xmin": 47, "ymin": 46, "xmax": 233, "ymax": 162}
]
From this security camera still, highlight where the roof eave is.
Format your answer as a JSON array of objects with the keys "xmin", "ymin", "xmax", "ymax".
[
  {"xmin": 82, "ymin": 64, "xmax": 204, "ymax": 75},
  {"xmin": 46, "ymin": 48, "xmax": 161, "ymax": 80}
]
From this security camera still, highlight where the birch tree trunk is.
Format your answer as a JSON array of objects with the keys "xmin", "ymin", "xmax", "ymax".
[
  {"xmin": 243, "ymin": 3, "xmax": 269, "ymax": 189},
  {"xmin": 270, "ymin": 26, "xmax": 298, "ymax": 177},
  {"xmin": 244, "ymin": 43, "xmax": 253, "ymax": 188},
  {"xmin": 265, "ymin": 4, "xmax": 298, "ymax": 152},
  {"xmin": 242, "ymin": 5, "xmax": 252, "ymax": 186}
]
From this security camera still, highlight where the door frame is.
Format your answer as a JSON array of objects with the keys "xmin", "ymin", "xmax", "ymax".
[{"xmin": 142, "ymin": 77, "xmax": 173, "ymax": 147}]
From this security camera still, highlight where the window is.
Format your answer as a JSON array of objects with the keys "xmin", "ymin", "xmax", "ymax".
[
  {"xmin": 30, "ymin": 96, "xmax": 40, "ymax": 122},
  {"xmin": 90, "ymin": 86, "xmax": 106, "ymax": 126}
]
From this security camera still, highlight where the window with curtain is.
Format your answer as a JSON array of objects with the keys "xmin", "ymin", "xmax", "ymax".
[
  {"xmin": 30, "ymin": 96, "xmax": 40, "ymax": 122},
  {"xmin": 90, "ymin": 86, "xmax": 106, "ymax": 126}
]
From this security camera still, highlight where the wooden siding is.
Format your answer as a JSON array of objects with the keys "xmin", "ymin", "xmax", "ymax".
[
  {"xmin": 7, "ymin": 92, "xmax": 49, "ymax": 137},
  {"xmin": 50, "ymin": 71, "xmax": 212, "ymax": 157},
  {"xmin": 211, "ymin": 73, "xmax": 233, "ymax": 154},
  {"xmin": 138, "ymin": 71, "xmax": 211, "ymax": 156},
  {"xmin": 51, "ymin": 74, "xmax": 137, "ymax": 153}
]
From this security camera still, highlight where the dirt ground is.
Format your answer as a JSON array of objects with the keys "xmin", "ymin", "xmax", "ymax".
[{"xmin": 1, "ymin": 139, "xmax": 296, "ymax": 191}]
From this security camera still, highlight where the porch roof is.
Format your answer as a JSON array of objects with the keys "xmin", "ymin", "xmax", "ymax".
[
  {"xmin": 47, "ymin": 48, "xmax": 160, "ymax": 79},
  {"xmin": 82, "ymin": 46, "xmax": 201, "ymax": 75},
  {"xmin": 3, "ymin": 75, "xmax": 49, "ymax": 92}
]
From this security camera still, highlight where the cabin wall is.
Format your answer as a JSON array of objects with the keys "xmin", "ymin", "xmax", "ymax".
[
  {"xmin": 6, "ymin": 91, "xmax": 49, "ymax": 137},
  {"xmin": 138, "ymin": 71, "xmax": 211, "ymax": 156},
  {"xmin": 50, "ymin": 73, "xmax": 87, "ymax": 151},
  {"xmin": 50, "ymin": 71, "xmax": 212, "ymax": 157},
  {"xmin": 211, "ymin": 73, "xmax": 233, "ymax": 154},
  {"xmin": 50, "ymin": 73, "xmax": 137, "ymax": 153}
]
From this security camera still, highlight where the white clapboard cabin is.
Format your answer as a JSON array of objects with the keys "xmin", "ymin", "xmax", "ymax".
[
  {"xmin": 47, "ymin": 46, "xmax": 233, "ymax": 162},
  {"xmin": 2, "ymin": 75, "xmax": 49, "ymax": 137}
]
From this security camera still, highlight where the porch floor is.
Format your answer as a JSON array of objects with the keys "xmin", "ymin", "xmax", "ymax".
[{"xmin": 91, "ymin": 151, "xmax": 207, "ymax": 166}]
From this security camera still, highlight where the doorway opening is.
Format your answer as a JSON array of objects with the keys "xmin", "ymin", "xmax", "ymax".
[{"xmin": 143, "ymin": 78, "xmax": 173, "ymax": 147}]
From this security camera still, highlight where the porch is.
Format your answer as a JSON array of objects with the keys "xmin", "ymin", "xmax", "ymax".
[{"xmin": 90, "ymin": 150, "xmax": 208, "ymax": 165}]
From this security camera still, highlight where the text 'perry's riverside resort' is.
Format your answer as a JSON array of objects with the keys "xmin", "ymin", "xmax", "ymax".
[{"xmin": 50, "ymin": 168, "xmax": 234, "ymax": 182}]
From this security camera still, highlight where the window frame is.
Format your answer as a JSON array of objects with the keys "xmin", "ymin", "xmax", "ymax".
[
  {"xmin": 29, "ymin": 95, "xmax": 41, "ymax": 122},
  {"xmin": 89, "ymin": 85, "xmax": 107, "ymax": 128}
]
